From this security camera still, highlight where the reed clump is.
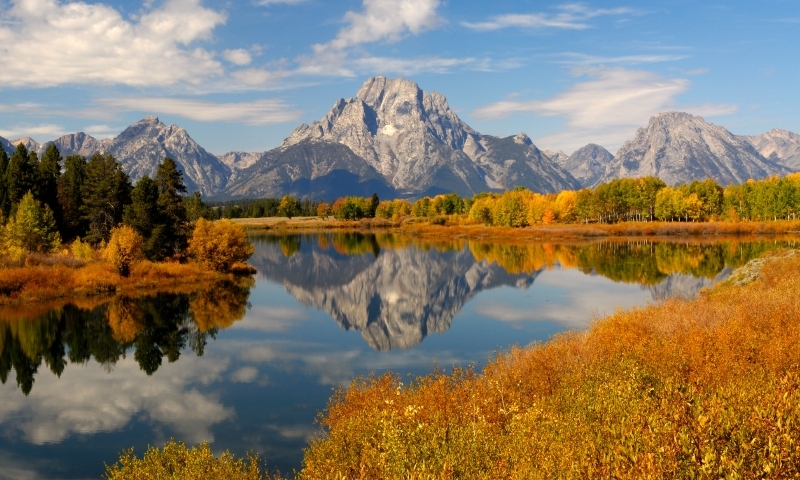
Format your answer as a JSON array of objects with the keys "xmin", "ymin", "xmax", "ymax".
[{"xmin": 299, "ymin": 250, "xmax": 800, "ymax": 479}]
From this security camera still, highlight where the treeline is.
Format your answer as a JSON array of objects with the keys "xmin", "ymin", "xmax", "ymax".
[
  {"xmin": 212, "ymin": 196, "xmax": 321, "ymax": 219},
  {"xmin": 0, "ymin": 143, "xmax": 224, "ymax": 265},
  {"xmin": 317, "ymin": 175, "xmax": 800, "ymax": 226}
]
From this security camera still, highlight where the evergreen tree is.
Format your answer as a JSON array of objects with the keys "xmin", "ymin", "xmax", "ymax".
[
  {"xmin": 184, "ymin": 191, "xmax": 213, "ymax": 222},
  {"xmin": 369, "ymin": 192, "xmax": 380, "ymax": 218},
  {"xmin": 0, "ymin": 148, "xmax": 9, "ymax": 220},
  {"xmin": 123, "ymin": 175, "xmax": 160, "ymax": 259},
  {"xmin": 5, "ymin": 144, "xmax": 38, "ymax": 211},
  {"xmin": 57, "ymin": 155, "xmax": 87, "ymax": 241},
  {"xmin": 153, "ymin": 158, "xmax": 188, "ymax": 259},
  {"xmin": 3, "ymin": 191, "xmax": 61, "ymax": 257},
  {"xmin": 38, "ymin": 144, "xmax": 63, "ymax": 228},
  {"xmin": 82, "ymin": 153, "xmax": 132, "ymax": 243}
]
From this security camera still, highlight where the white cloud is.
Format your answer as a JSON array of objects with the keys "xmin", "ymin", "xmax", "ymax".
[
  {"xmin": 462, "ymin": 4, "xmax": 633, "ymax": 31},
  {"xmin": 320, "ymin": 0, "xmax": 442, "ymax": 52},
  {"xmin": 0, "ymin": 356, "xmax": 233, "ymax": 445},
  {"xmin": 230, "ymin": 366, "xmax": 259, "ymax": 383},
  {"xmin": 472, "ymin": 67, "xmax": 737, "ymax": 153},
  {"xmin": 0, "ymin": 0, "xmax": 226, "ymax": 87},
  {"xmin": 231, "ymin": 306, "xmax": 307, "ymax": 332},
  {"xmin": 96, "ymin": 97, "xmax": 302, "ymax": 125},
  {"xmin": 555, "ymin": 53, "xmax": 687, "ymax": 65},
  {"xmin": 0, "ymin": 453, "xmax": 46, "ymax": 480},
  {"xmin": 296, "ymin": 0, "xmax": 443, "ymax": 77},
  {"xmin": 474, "ymin": 268, "xmax": 650, "ymax": 329},
  {"xmin": 0, "ymin": 123, "xmax": 66, "ymax": 140},
  {"xmin": 223, "ymin": 48, "xmax": 253, "ymax": 66}
]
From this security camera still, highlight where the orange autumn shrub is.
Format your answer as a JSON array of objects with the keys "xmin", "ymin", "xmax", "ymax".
[
  {"xmin": 189, "ymin": 219, "xmax": 255, "ymax": 272},
  {"xmin": 299, "ymin": 250, "xmax": 800, "ymax": 479}
]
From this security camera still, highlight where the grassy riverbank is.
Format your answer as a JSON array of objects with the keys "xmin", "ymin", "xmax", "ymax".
[
  {"xmin": 299, "ymin": 249, "xmax": 800, "ymax": 478},
  {"xmin": 233, "ymin": 216, "xmax": 800, "ymax": 240},
  {"xmin": 0, "ymin": 257, "xmax": 254, "ymax": 306}
]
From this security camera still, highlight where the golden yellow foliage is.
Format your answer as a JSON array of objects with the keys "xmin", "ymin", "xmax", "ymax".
[
  {"xmin": 71, "ymin": 238, "xmax": 95, "ymax": 261},
  {"xmin": 103, "ymin": 225, "xmax": 143, "ymax": 277},
  {"xmin": 188, "ymin": 219, "xmax": 255, "ymax": 272},
  {"xmin": 300, "ymin": 251, "xmax": 800, "ymax": 479},
  {"xmin": 189, "ymin": 277, "xmax": 254, "ymax": 332},
  {"xmin": 104, "ymin": 439, "xmax": 265, "ymax": 480}
]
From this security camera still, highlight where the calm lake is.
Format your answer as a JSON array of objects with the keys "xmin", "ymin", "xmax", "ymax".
[{"xmin": 0, "ymin": 233, "xmax": 796, "ymax": 478}]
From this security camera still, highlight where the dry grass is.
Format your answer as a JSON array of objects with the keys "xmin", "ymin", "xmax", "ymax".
[
  {"xmin": 233, "ymin": 216, "xmax": 800, "ymax": 241},
  {"xmin": 300, "ymin": 249, "xmax": 800, "ymax": 479},
  {"xmin": 0, "ymin": 259, "xmax": 238, "ymax": 306}
]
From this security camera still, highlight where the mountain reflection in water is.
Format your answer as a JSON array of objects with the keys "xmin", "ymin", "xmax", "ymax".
[
  {"xmin": 251, "ymin": 233, "xmax": 797, "ymax": 351},
  {"xmin": 0, "ymin": 278, "xmax": 253, "ymax": 395}
]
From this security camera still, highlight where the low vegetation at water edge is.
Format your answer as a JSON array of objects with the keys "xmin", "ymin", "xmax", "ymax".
[{"xmin": 298, "ymin": 249, "xmax": 800, "ymax": 478}]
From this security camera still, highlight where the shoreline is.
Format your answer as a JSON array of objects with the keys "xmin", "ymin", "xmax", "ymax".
[
  {"xmin": 0, "ymin": 259, "xmax": 254, "ymax": 308},
  {"xmin": 234, "ymin": 216, "xmax": 800, "ymax": 240}
]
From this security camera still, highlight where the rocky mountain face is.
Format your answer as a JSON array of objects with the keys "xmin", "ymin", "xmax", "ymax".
[
  {"xmin": 217, "ymin": 151, "xmax": 264, "ymax": 171},
  {"xmin": 44, "ymin": 132, "xmax": 109, "ymax": 158},
  {"xmin": 562, "ymin": 143, "xmax": 615, "ymax": 188},
  {"xmin": 467, "ymin": 133, "xmax": 580, "ymax": 192},
  {"xmin": 601, "ymin": 112, "xmax": 789, "ymax": 186},
  {"xmin": 0, "ymin": 136, "xmax": 13, "ymax": 155},
  {"xmin": 223, "ymin": 140, "xmax": 397, "ymax": 200},
  {"xmin": 9, "ymin": 137, "xmax": 41, "ymax": 153},
  {"xmin": 259, "ymin": 76, "xmax": 578, "ymax": 198},
  {"xmin": 743, "ymin": 128, "xmax": 800, "ymax": 170},
  {"xmin": 9, "ymin": 118, "xmax": 231, "ymax": 195},
  {"xmin": 249, "ymin": 237, "xmax": 538, "ymax": 351},
  {"xmin": 108, "ymin": 117, "xmax": 231, "ymax": 194},
  {"xmin": 544, "ymin": 150, "xmax": 569, "ymax": 165}
]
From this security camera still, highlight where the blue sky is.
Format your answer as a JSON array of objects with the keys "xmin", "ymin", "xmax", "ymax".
[{"xmin": 0, "ymin": 0, "xmax": 798, "ymax": 155}]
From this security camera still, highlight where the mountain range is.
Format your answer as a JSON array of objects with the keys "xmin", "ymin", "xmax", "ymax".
[{"xmin": 2, "ymin": 76, "xmax": 799, "ymax": 198}]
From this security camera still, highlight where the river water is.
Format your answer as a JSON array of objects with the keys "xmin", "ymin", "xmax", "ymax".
[{"xmin": 0, "ymin": 233, "xmax": 795, "ymax": 478}]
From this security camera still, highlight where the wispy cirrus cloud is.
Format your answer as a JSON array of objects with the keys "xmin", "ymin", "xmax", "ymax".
[
  {"xmin": 0, "ymin": 123, "xmax": 67, "ymax": 140},
  {"xmin": 555, "ymin": 52, "xmax": 687, "ymax": 66},
  {"xmin": 95, "ymin": 97, "xmax": 302, "ymax": 126},
  {"xmin": 462, "ymin": 3, "xmax": 634, "ymax": 31},
  {"xmin": 473, "ymin": 67, "xmax": 737, "ymax": 153}
]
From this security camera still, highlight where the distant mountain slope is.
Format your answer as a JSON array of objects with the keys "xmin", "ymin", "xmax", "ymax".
[
  {"xmin": 261, "ymin": 76, "xmax": 577, "ymax": 198},
  {"xmin": 217, "ymin": 151, "xmax": 264, "ymax": 171},
  {"xmin": 469, "ymin": 133, "xmax": 580, "ymax": 192},
  {"xmin": 743, "ymin": 128, "xmax": 800, "ymax": 170},
  {"xmin": 0, "ymin": 136, "xmax": 13, "ymax": 155},
  {"xmin": 563, "ymin": 143, "xmax": 614, "ymax": 188},
  {"xmin": 223, "ymin": 140, "xmax": 396, "ymax": 200},
  {"xmin": 601, "ymin": 112, "xmax": 789, "ymax": 186},
  {"xmin": 9, "ymin": 137, "xmax": 41, "ymax": 154},
  {"xmin": 109, "ymin": 116, "xmax": 231, "ymax": 194},
  {"xmin": 44, "ymin": 132, "xmax": 109, "ymax": 158}
]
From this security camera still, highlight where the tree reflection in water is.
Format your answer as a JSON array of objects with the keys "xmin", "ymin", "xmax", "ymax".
[{"xmin": 0, "ymin": 277, "xmax": 253, "ymax": 395}]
